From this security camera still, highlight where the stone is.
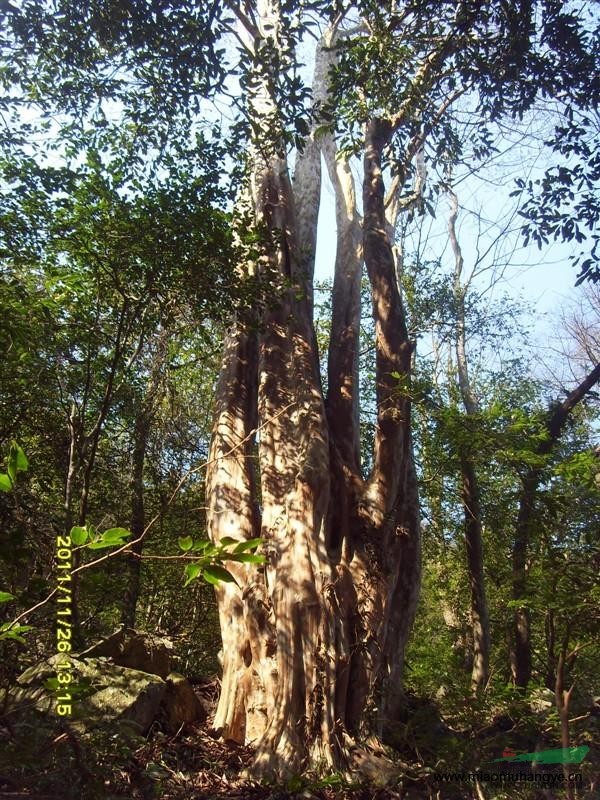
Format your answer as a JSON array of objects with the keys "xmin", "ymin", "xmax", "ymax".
[
  {"xmin": 160, "ymin": 672, "xmax": 207, "ymax": 732},
  {"xmin": 14, "ymin": 654, "xmax": 166, "ymax": 734},
  {"xmin": 78, "ymin": 628, "xmax": 173, "ymax": 678},
  {"xmin": 529, "ymin": 687, "xmax": 555, "ymax": 713}
]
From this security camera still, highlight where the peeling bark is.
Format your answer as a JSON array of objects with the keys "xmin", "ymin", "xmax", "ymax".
[
  {"xmin": 206, "ymin": 322, "xmax": 263, "ymax": 743},
  {"xmin": 352, "ymin": 117, "xmax": 420, "ymax": 740},
  {"xmin": 206, "ymin": 10, "xmax": 422, "ymax": 774},
  {"xmin": 207, "ymin": 4, "xmax": 336, "ymax": 773}
]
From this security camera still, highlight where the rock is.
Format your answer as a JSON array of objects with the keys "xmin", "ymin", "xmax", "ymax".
[
  {"xmin": 14, "ymin": 654, "xmax": 166, "ymax": 734},
  {"xmin": 160, "ymin": 672, "xmax": 207, "ymax": 732},
  {"xmin": 529, "ymin": 687, "xmax": 555, "ymax": 713},
  {"xmin": 352, "ymin": 748, "xmax": 400, "ymax": 787},
  {"xmin": 78, "ymin": 628, "xmax": 173, "ymax": 678}
]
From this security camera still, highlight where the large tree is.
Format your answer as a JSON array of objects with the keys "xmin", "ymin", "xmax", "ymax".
[{"xmin": 204, "ymin": 0, "xmax": 598, "ymax": 776}]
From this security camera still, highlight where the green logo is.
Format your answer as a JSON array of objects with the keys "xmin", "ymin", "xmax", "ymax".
[{"xmin": 493, "ymin": 746, "xmax": 590, "ymax": 765}]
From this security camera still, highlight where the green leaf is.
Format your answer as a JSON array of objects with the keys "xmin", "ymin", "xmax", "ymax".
[
  {"xmin": 219, "ymin": 536, "xmax": 240, "ymax": 547},
  {"xmin": 0, "ymin": 591, "xmax": 15, "ymax": 603},
  {"xmin": 87, "ymin": 527, "xmax": 130, "ymax": 549},
  {"xmin": 86, "ymin": 524, "xmax": 98, "ymax": 542},
  {"xmin": 101, "ymin": 527, "xmax": 131, "ymax": 542},
  {"xmin": 7, "ymin": 441, "xmax": 27, "ymax": 482},
  {"xmin": 11, "ymin": 442, "xmax": 28, "ymax": 472},
  {"xmin": 183, "ymin": 563, "xmax": 202, "ymax": 587},
  {"xmin": 190, "ymin": 540, "xmax": 210, "ymax": 552},
  {"xmin": 70, "ymin": 526, "xmax": 88, "ymax": 545},
  {"xmin": 0, "ymin": 473, "xmax": 12, "ymax": 492},
  {"xmin": 178, "ymin": 536, "xmax": 193, "ymax": 552},
  {"xmin": 202, "ymin": 564, "xmax": 238, "ymax": 586},
  {"xmin": 0, "ymin": 623, "xmax": 33, "ymax": 643},
  {"xmin": 226, "ymin": 553, "xmax": 266, "ymax": 564},
  {"xmin": 233, "ymin": 538, "xmax": 262, "ymax": 553},
  {"xmin": 87, "ymin": 541, "xmax": 121, "ymax": 550}
]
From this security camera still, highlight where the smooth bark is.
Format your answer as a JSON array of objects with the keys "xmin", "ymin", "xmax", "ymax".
[
  {"xmin": 555, "ymin": 634, "xmax": 575, "ymax": 800},
  {"xmin": 121, "ymin": 331, "xmax": 168, "ymax": 628}
]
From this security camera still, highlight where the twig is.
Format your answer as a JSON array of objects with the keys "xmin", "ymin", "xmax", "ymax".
[{"xmin": 6, "ymin": 402, "xmax": 297, "ymax": 628}]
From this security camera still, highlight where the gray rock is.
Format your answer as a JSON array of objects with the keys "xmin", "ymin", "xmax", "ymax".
[
  {"xmin": 78, "ymin": 628, "xmax": 173, "ymax": 678},
  {"xmin": 529, "ymin": 687, "xmax": 555, "ymax": 713},
  {"xmin": 14, "ymin": 654, "xmax": 166, "ymax": 734}
]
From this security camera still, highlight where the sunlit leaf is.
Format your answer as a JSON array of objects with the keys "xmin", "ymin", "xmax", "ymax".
[
  {"xmin": 70, "ymin": 526, "xmax": 88, "ymax": 545},
  {"xmin": 101, "ymin": 527, "xmax": 131, "ymax": 542},
  {"xmin": 183, "ymin": 563, "xmax": 202, "ymax": 587},
  {"xmin": 202, "ymin": 564, "xmax": 238, "ymax": 586},
  {"xmin": 226, "ymin": 553, "xmax": 266, "ymax": 564},
  {"xmin": 233, "ymin": 538, "xmax": 262, "ymax": 553}
]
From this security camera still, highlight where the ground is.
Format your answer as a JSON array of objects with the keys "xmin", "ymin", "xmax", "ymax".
[{"xmin": 1, "ymin": 680, "xmax": 597, "ymax": 799}]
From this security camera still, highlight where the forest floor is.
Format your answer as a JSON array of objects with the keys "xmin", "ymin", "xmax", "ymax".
[
  {"xmin": 0, "ymin": 717, "xmax": 466, "ymax": 800},
  {"xmin": 1, "ymin": 683, "xmax": 597, "ymax": 800},
  {"xmin": 0, "ymin": 715, "xmax": 446, "ymax": 800}
]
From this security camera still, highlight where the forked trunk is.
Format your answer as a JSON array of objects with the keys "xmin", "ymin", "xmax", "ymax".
[{"xmin": 205, "ymin": 9, "xmax": 421, "ymax": 775}]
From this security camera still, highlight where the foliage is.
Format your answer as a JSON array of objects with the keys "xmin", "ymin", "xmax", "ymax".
[{"xmin": 514, "ymin": 110, "xmax": 600, "ymax": 284}]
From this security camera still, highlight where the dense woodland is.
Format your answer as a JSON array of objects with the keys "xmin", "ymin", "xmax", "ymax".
[{"xmin": 0, "ymin": 1, "xmax": 599, "ymax": 798}]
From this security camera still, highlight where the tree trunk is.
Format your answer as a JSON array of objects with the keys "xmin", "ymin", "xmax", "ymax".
[
  {"xmin": 447, "ymin": 189, "xmax": 490, "ymax": 693},
  {"xmin": 460, "ymin": 456, "xmax": 490, "ymax": 692},
  {"xmin": 64, "ymin": 403, "xmax": 83, "ymax": 644},
  {"xmin": 511, "ymin": 471, "xmax": 536, "ymax": 687},
  {"xmin": 555, "ymin": 635, "xmax": 575, "ymax": 800},
  {"xmin": 511, "ymin": 360, "xmax": 600, "ymax": 687},
  {"xmin": 63, "ymin": 299, "xmax": 141, "ymax": 644},
  {"xmin": 544, "ymin": 607, "xmax": 556, "ymax": 690},
  {"xmin": 357, "ymin": 117, "xmax": 420, "ymax": 738},
  {"xmin": 120, "ymin": 409, "xmax": 149, "ymax": 629},
  {"xmin": 121, "ymin": 330, "xmax": 168, "ymax": 628},
  {"xmin": 205, "ymin": 11, "xmax": 421, "ymax": 775}
]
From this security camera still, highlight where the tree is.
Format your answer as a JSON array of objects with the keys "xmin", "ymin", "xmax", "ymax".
[
  {"xmin": 204, "ymin": 0, "xmax": 599, "ymax": 776},
  {"xmin": 511, "ymin": 315, "xmax": 600, "ymax": 688},
  {"xmin": 445, "ymin": 188, "xmax": 490, "ymax": 693}
]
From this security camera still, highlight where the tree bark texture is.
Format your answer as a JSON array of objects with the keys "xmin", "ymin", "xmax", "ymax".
[{"xmin": 205, "ymin": 9, "xmax": 421, "ymax": 775}]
